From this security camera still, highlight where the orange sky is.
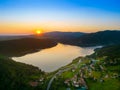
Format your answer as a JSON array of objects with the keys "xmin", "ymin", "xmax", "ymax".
[{"xmin": 1, "ymin": 22, "xmax": 120, "ymax": 34}]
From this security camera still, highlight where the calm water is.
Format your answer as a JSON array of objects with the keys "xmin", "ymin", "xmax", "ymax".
[{"xmin": 13, "ymin": 43, "xmax": 101, "ymax": 72}]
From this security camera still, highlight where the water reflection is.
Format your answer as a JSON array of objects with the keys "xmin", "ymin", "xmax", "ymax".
[{"xmin": 13, "ymin": 43, "xmax": 101, "ymax": 72}]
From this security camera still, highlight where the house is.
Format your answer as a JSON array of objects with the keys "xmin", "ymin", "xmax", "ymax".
[
  {"xmin": 104, "ymin": 74, "xmax": 109, "ymax": 78},
  {"xmin": 29, "ymin": 81, "xmax": 38, "ymax": 87},
  {"xmin": 64, "ymin": 79, "xmax": 70, "ymax": 86},
  {"xmin": 39, "ymin": 78, "xmax": 44, "ymax": 82}
]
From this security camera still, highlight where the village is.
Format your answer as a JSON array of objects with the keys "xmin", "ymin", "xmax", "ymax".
[
  {"xmin": 28, "ymin": 56, "xmax": 120, "ymax": 90},
  {"xmin": 63, "ymin": 57, "xmax": 120, "ymax": 90},
  {"xmin": 48, "ymin": 56, "xmax": 120, "ymax": 90}
]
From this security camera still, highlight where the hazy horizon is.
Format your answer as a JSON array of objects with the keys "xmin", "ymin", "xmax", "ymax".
[{"xmin": 0, "ymin": 29, "xmax": 120, "ymax": 36}]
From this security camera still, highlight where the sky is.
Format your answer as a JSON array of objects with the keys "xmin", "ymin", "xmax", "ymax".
[{"xmin": 0, "ymin": 0, "xmax": 120, "ymax": 34}]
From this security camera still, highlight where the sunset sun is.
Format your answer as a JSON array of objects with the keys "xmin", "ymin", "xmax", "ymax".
[{"xmin": 35, "ymin": 30, "xmax": 43, "ymax": 35}]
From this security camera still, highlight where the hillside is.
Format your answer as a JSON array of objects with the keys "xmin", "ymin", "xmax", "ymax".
[
  {"xmin": 0, "ymin": 38, "xmax": 57, "ymax": 90},
  {"xmin": 0, "ymin": 38, "xmax": 57, "ymax": 57},
  {"xmin": 75, "ymin": 30, "xmax": 120, "ymax": 46},
  {"xmin": 95, "ymin": 44, "xmax": 120, "ymax": 59},
  {"xmin": 42, "ymin": 31, "xmax": 85, "ymax": 44},
  {"xmin": 0, "ymin": 55, "xmax": 45, "ymax": 90},
  {"xmin": 43, "ymin": 31, "xmax": 85, "ymax": 39},
  {"xmin": 42, "ymin": 30, "xmax": 120, "ymax": 47}
]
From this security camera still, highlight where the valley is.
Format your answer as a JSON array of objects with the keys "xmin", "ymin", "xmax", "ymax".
[{"xmin": 0, "ymin": 30, "xmax": 120, "ymax": 90}]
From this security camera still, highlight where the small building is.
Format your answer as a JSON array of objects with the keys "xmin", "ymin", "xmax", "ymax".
[{"xmin": 29, "ymin": 81, "xmax": 38, "ymax": 87}]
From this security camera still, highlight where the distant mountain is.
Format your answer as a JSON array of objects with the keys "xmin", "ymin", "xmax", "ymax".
[
  {"xmin": 40, "ymin": 30, "xmax": 120, "ymax": 47},
  {"xmin": 43, "ymin": 31, "xmax": 85, "ymax": 39},
  {"xmin": 75, "ymin": 30, "xmax": 120, "ymax": 46},
  {"xmin": 42, "ymin": 31, "xmax": 86, "ymax": 44}
]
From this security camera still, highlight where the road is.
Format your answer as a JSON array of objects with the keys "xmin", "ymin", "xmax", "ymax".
[
  {"xmin": 46, "ymin": 68, "xmax": 71, "ymax": 90},
  {"xmin": 46, "ymin": 59, "xmax": 81, "ymax": 90}
]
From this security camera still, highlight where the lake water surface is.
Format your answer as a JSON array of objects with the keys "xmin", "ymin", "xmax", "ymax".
[{"xmin": 13, "ymin": 43, "xmax": 101, "ymax": 72}]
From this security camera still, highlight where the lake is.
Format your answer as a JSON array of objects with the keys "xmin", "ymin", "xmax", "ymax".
[{"xmin": 13, "ymin": 43, "xmax": 101, "ymax": 72}]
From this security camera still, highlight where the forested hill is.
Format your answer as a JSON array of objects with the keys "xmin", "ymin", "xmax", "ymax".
[
  {"xmin": 0, "ymin": 55, "xmax": 44, "ymax": 90},
  {"xmin": 95, "ymin": 44, "xmax": 120, "ymax": 59},
  {"xmin": 75, "ymin": 30, "xmax": 120, "ymax": 46},
  {"xmin": 41, "ymin": 31, "xmax": 85, "ymax": 44},
  {"xmin": 43, "ymin": 31, "xmax": 85, "ymax": 39},
  {"xmin": 43, "ymin": 30, "xmax": 120, "ymax": 47},
  {"xmin": 0, "ymin": 38, "xmax": 57, "ymax": 57}
]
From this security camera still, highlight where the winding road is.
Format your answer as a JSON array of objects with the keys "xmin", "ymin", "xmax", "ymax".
[
  {"xmin": 47, "ymin": 68, "xmax": 70, "ymax": 90},
  {"xmin": 46, "ymin": 59, "xmax": 81, "ymax": 90}
]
